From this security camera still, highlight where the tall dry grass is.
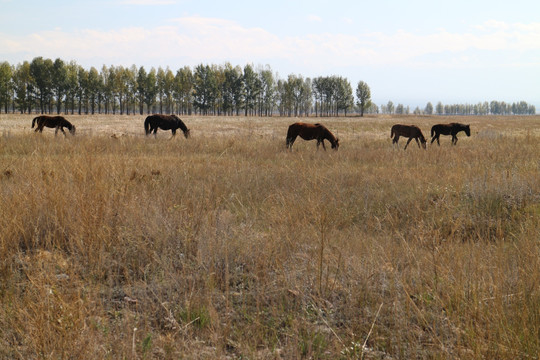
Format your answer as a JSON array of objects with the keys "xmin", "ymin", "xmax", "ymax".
[{"xmin": 0, "ymin": 114, "xmax": 539, "ymax": 359}]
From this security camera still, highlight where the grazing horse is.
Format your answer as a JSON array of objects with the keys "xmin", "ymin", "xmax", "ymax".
[
  {"xmin": 32, "ymin": 115, "xmax": 76, "ymax": 136},
  {"xmin": 391, "ymin": 124, "xmax": 426, "ymax": 150},
  {"xmin": 286, "ymin": 122, "xmax": 339, "ymax": 151},
  {"xmin": 144, "ymin": 114, "xmax": 190, "ymax": 138},
  {"xmin": 430, "ymin": 123, "xmax": 470, "ymax": 145}
]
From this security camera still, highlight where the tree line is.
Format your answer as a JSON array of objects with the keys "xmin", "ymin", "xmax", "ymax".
[
  {"xmin": 378, "ymin": 100, "xmax": 535, "ymax": 116},
  {"xmin": 0, "ymin": 57, "xmax": 371, "ymax": 117},
  {"xmin": 0, "ymin": 57, "xmax": 535, "ymax": 116}
]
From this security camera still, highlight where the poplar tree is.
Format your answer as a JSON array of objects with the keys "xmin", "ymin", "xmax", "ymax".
[
  {"xmin": 355, "ymin": 81, "xmax": 371, "ymax": 117},
  {"xmin": 0, "ymin": 62, "xmax": 13, "ymax": 113},
  {"xmin": 51, "ymin": 58, "xmax": 67, "ymax": 114},
  {"xmin": 13, "ymin": 61, "xmax": 32, "ymax": 113}
]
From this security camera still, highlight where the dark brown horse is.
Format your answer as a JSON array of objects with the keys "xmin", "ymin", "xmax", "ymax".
[
  {"xmin": 430, "ymin": 123, "xmax": 470, "ymax": 145},
  {"xmin": 144, "ymin": 114, "xmax": 190, "ymax": 138},
  {"xmin": 286, "ymin": 122, "xmax": 339, "ymax": 151},
  {"xmin": 32, "ymin": 115, "xmax": 76, "ymax": 136},
  {"xmin": 391, "ymin": 124, "xmax": 426, "ymax": 150}
]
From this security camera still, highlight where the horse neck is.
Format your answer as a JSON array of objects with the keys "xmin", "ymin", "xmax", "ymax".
[
  {"xmin": 172, "ymin": 116, "xmax": 187, "ymax": 132},
  {"xmin": 177, "ymin": 121, "xmax": 187, "ymax": 133},
  {"xmin": 322, "ymin": 128, "xmax": 336, "ymax": 145}
]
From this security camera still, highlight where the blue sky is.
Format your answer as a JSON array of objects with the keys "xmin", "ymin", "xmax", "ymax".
[{"xmin": 1, "ymin": 0, "xmax": 539, "ymax": 109}]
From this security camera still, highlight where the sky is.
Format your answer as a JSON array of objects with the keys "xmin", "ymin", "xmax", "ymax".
[{"xmin": 1, "ymin": 0, "xmax": 539, "ymax": 110}]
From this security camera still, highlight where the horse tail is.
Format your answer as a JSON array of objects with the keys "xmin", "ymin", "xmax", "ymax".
[
  {"xmin": 144, "ymin": 116, "xmax": 151, "ymax": 135},
  {"xmin": 390, "ymin": 126, "xmax": 394, "ymax": 138},
  {"xmin": 286, "ymin": 124, "xmax": 294, "ymax": 139},
  {"xmin": 431, "ymin": 126, "xmax": 435, "ymax": 137},
  {"xmin": 32, "ymin": 116, "xmax": 39, "ymax": 128}
]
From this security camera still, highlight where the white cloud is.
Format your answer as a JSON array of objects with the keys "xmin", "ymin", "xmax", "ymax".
[{"xmin": 1, "ymin": 17, "xmax": 539, "ymax": 71}]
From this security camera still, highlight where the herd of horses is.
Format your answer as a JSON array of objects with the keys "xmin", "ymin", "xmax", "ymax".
[{"xmin": 30, "ymin": 114, "xmax": 471, "ymax": 150}]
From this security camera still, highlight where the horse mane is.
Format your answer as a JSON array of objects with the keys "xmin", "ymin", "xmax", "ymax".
[
  {"xmin": 319, "ymin": 124, "xmax": 339, "ymax": 147},
  {"xmin": 321, "ymin": 125, "xmax": 336, "ymax": 140},
  {"xmin": 63, "ymin": 119, "xmax": 74, "ymax": 130},
  {"xmin": 171, "ymin": 114, "xmax": 188, "ymax": 133}
]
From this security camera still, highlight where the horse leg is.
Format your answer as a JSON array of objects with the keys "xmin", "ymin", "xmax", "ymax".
[
  {"xmin": 60, "ymin": 127, "xmax": 67, "ymax": 136},
  {"xmin": 415, "ymin": 138, "xmax": 421, "ymax": 148},
  {"xmin": 404, "ymin": 137, "xmax": 413, "ymax": 150},
  {"xmin": 319, "ymin": 138, "xmax": 327, "ymax": 151},
  {"xmin": 431, "ymin": 134, "xmax": 439, "ymax": 145},
  {"xmin": 452, "ymin": 135, "xmax": 458, "ymax": 145},
  {"xmin": 287, "ymin": 136, "xmax": 296, "ymax": 150},
  {"xmin": 392, "ymin": 135, "xmax": 399, "ymax": 148}
]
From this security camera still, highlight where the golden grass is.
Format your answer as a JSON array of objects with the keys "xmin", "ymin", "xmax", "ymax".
[{"xmin": 0, "ymin": 114, "xmax": 539, "ymax": 359}]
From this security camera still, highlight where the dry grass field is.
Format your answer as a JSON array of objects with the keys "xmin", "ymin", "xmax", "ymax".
[{"xmin": 0, "ymin": 113, "xmax": 539, "ymax": 359}]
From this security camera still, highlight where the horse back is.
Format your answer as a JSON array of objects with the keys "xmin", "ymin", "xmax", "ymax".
[
  {"xmin": 288, "ymin": 122, "xmax": 321, "ymax": 140},
  {"xmin": 432, "ymin": 124, "xmax": 452, "ymax": 135},
  {"xmin": 392, "ymin": 124, "xmax": 417, "ymax": 135},
  {"xmin": 147, "ymin": 114, "xmax": 172, "ymax": 129},
  {"xmin": 450, "ymin": 122, "xmax": 470, "ymax": 135}
]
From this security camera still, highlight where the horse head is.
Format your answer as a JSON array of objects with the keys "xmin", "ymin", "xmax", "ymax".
[
  {"xmin": 464, "ymin": 125, "xmax": 471, "ymax": 137},
  {"xmin": 69, "ymin": 125, "xmax": 76, "ymax": 135},
  {"xmin": 183, "ymin": 128, "xmax": 191, "ymax": 138},
  {"xmin": 332, "ymin": 137, "xmax": 340, "ymax": 150},
  {"xmin": 419, "ymin": 135, "xmax": 427, "ymax": 149}
]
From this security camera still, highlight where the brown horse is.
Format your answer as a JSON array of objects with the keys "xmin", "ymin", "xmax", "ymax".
[
  {"xmin": 32, "ymin": 115, "xmax": 76, "ymax": 136},
  {"xmin": 391, "ymin": 124, "xmax": 426, "ymax": 150},
  {"xmin": 286, "ymin": 122, "xmax": 339, "ymax": 151},
  {"xmin": 144, "ymin": 114, "xmax": 190, "ymax": 138},
  {"xmin": 430, "ymin": 123, "xmax": 470, "ymax": 145}
]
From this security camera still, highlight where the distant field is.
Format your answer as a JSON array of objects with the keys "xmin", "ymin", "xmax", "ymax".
[
  {"xmin": 2, "ymin": 113, "xmax": 540, "ymax": 139},
  {"xmin": 1, "ymin": 114, "xmax": 539, "ymax": 359}
]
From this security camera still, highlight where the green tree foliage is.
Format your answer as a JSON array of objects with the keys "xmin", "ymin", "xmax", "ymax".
[
  {"xmin": 1, "ymin": 57, "xmax": 536, "ymax": 116},
  {"xmin": 258, "ymin": 66, "xmax": 276, "ymax": 116},
  {"xmin": 193, "ymin": 64, "xmax": 217, "ymax": 115},
  {"xmin": 386, "ymin": 101, "xmax": 394, "ymax": 114},
  {"xmin": 355, "ymin": 80, "xmax": 371, "ymax": 117},
  {"xmin": 12, "ymin": 61, "xmax": 32, "ymax": 114},
  {"xmin": 86, "ymin": 67, "xmax": 101, "ymax": 115},
  {"xmin": 145, "ymin": 68, "xmax": 158, "ymax": 114},
  {"xmin": 336, "ymin": 77, "xmax": 353, "ymax": 116},
  {"xmin": 424, "ymin": 102, "xmax": 433, "ymax": 115},
  {"xmin": 0, "ymin": 62, "xmax": 13, "ymax": 113},
  {"xmin": 30, "ymin": 57, "xmax": 53, "ymax": 113},
  {"xmin": 65, "ymin": 61, "xmax": 79, "ymax": 115},
  {"xmin": 76, "ymin": 66, "xmax": 88, "ymax": 115},
  {"xmin": 312, "ymin": 76, "xmax": 354, "ymax": 117},
  {"xmin": 221, "ymin": 63, "xmax": 242, "ymax": 115},
  {"xmin": 174, "ymin": 66, "xmax": 193, "ymax": 115},
  {"xmin": 51, "ymin": 58, "xmax": 67, "ymax": 114},
  {"xmin": 243, "ymin": 64, "xmax": 259, "ymax": 116},
  {"xmin": 436, "ymin": 101, "xmax": 444, "ymax": 115}
]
